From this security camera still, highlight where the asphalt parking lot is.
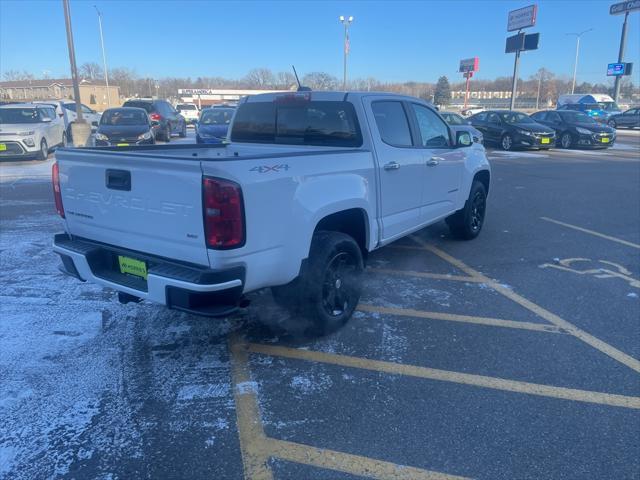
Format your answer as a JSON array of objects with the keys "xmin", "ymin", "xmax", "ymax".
[{"xmin": 1, "ymin": 129, "xmax": 639, "ymax": 479}]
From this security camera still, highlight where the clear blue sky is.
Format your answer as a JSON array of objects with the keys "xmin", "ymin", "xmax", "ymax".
[{"xmin": 1, "ymin": 0, "xmax": 639, "ymax": 85}]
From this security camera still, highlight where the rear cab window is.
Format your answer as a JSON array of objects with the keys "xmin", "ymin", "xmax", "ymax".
[
  {"xmin": 371, "ymin": 101, "xmax": 413, "ymax": 147},
  {"xmin": 231, "ymin": 98, "xmax": 362, "ymax": 147}
]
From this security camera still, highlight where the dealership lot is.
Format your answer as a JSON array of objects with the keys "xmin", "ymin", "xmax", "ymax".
[{"xmin": 1, "ymin": 132, "xmax": 639, "ymax": 479}]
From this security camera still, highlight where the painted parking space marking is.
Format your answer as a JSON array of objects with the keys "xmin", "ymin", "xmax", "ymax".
[
  {"xmin": 541, "ymin": 217, "xmax": 640, "ymax": 249},
  {"xmin": 247, "ymin": 342, "xmax": 640, "ymax": 409},
  {"xmin": 540, "ymin": 258, "xmax": 640, "ymax": 289},
  {"xmin": 368, "ymin": 267, "xmax": 481, "ymax": 283},
  {"xmin": 229, "ymin": 334, "xmax": 467, "ymax": 480},
  {"xmin": 409, "ymin": 236, "xmax": 640, "ymax": 373},
  {"xmin": 358, "ymin": 304, "xmax": 567, "ymax": 334}
]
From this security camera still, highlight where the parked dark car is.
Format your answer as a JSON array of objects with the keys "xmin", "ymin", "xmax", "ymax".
[
  {"xmin": 94, "ymin": 107, "xmax": 155, "ymax": 146},
  {"xmin": 531, "ymin": 110, "xmax": 616, "ymax": 149},
  {"xmin": 195, "ymin": 107, "xmax": 234, "ymax": 144},
  {"xmin": 468, "ymin": 110, "xmax": 556, "ymax": 150},
  {"xmin": 440, "ymin": 111, "xmax": 484, "ymax": 144},
  {"xmin": 121, "ymin": 99, "xmax": 186, "ymax": 141},
  {"xmin": 607, "ymin": 107, "xmax": 640, "ymax": 129}
]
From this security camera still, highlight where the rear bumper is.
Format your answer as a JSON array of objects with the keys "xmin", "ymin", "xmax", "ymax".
[{"xmin": 53, "ymin": 233, "xmax": 245, "ymax": 317}]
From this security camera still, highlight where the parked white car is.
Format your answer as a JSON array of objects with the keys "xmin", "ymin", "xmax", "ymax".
[
  {"xmin": 176, "ymin": 103, "xmax": 199, "ymax": 124},
  {"xmin": 34, "ymin": 100, "xmax": 102, "ymax": 135},
  {"xmin": 0, "ymin": 103, "xmax": 66, "ymax": 160},
  {"xmin": 53, "ymin": 91, "xmax": 490, "ymax": 333}
]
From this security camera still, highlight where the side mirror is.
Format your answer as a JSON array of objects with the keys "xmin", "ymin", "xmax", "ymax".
[{"xmin": 456, "ymin": 131, "xmax": 473, "ymax": 147}]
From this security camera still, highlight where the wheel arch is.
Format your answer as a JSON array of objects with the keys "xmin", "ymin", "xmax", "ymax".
[{"xmin": 312, "ymin": 207, "xmax": 370, "ymax": 261}]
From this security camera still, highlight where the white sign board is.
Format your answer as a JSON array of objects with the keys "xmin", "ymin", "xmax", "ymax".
[
  {"xmin": 507, "ymin": 5, "xmax": 538, "ymax": 31},
  {"xmin": 610, "ymin": 0, "xmax": 640, "ymax": 15}
]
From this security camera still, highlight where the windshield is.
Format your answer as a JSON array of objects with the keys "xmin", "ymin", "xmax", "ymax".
[
  {"xmin": 200, "ymin": 109, "xmax": 233, "ymax": 125},
  {"xmin": 559, "ymin": 111, "xmax": 596, "ymax": 124},
  {"xmin": 177, "ymin": 104, "xmax": 197, "ymax": 111},
  {"xmin": 500, "ymin": 112, "xmax": 535, "ymax": 124},
  {"xmin": 597, "ymin": 102, "xmax": 620, "ymax": 112},
  {"xmin": 100, "ymin": 109, "xmax": 148, "ymax": 126},
  {"xmin": 442, "ymin": 113, "xmax": 465, "ymax": 125},
  {"xmin": 64, "ymin": 103, "xmax": 93, "ymax": 114},
  {"xmin": 0, "ymin": 108, "xmax": 41, "ymax": 124}
]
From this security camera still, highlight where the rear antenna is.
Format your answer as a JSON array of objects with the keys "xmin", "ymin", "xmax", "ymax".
[{"xmin": 292, "ymin": 65, "xmax": 311, "ymax": 92}]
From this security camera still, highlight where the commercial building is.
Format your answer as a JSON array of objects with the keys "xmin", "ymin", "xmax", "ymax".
[
  {"xmin": 177, "ymin": 88, "xmax": 289, "ymax": 107},
  {"xmin": 0, "ymin": 78, "xmax": 120, "ymax": 111}
]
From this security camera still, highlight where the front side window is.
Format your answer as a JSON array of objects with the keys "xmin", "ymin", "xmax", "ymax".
[
  {"xmin": 371, "ymin": 101, "xmax": 412, "ymax": 147},
  {"xmin": 411, "ymin": 104, "xmax": 450, "ymax": 148},
  {"xmin": 472, "ymin": 112, "xmax": 487, "ymax": 122}
]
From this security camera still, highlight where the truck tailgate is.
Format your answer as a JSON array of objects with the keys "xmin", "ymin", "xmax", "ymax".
[{"xmin": 58, "ymin": 150, "xmax": 209, "ymax": 266}]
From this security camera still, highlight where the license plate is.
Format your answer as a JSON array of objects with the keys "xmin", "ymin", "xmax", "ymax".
[
  {"xmin": 116, "ymin": 143, "xmax": 129, "ymax": 147},
  {"xmin": 541, "ymin": 137, "xmax": 550, "ymax": 144},
  {"xmin": 601, "ymin": 137, "xmax": 610, "ymax": 143},
  {"xmin": 118, "ymin": 255, "xmax": 147, "ymax": 280},
  {"xmin": 0, "ymin": 144, "xmax": 6, "ymax": 151}
]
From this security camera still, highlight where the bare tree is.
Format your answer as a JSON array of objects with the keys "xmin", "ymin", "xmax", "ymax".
[
  {"xmin": 302, "ymin": 72, "xmax": 339, "ymax": 91},
  {"xmin": 79, "ymin": 62, "xmax": 103, "ymax": 80},
  {"xmin": 244, "ymin": 68, "xmax": 276, "ymax": 88},
  {"xmin": 109, "ymin": 67, "xmax": 137, "ymax": 96},
  {"xmin": 3, "ymin": 70, "xmax": 35, "ymax": 81},
  {"xmin": 276, "ymin": 71, "xmax": 297, "ymax": 89}
]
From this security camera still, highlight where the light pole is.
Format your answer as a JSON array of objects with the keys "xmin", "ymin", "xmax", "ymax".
[
  {"xmin": 566, "ymin": 28, "xmax": 592, "ymax": 94},
  {"xmin": 94, "ymin": 6, "xmax": 111, "ymax": 107},
  {"xmin": 339, "ymin": 15, "xmax": 353, "ymax": 90}
]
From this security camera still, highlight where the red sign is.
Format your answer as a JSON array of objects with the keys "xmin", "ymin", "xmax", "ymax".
[{"xmin": 459, "ymin": 57, "xmax": 479, "ymax": 73}]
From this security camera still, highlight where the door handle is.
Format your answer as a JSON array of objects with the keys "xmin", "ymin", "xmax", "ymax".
[
  {"xmin": 427, "ymin": 157, "xmax": 442, "ymax": 167},
  {"xmin": 384, "ymin": 161, "xmax": 400, "ymax": 171}
]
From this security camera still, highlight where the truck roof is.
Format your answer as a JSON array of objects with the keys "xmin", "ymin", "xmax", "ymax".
[{"xmin": 243, "ymin": 91, "xmax": 429, "ymax": 104}]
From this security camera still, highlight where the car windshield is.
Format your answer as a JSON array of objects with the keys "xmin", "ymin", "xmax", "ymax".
[
  {"xmin": 177, "ymin": 104, "xmax": 197, "ymax": 111},
  {"xmin": 200, "ymin": 109, "xmax": 233, "ymax": 125},
  {"xmin": 560, "ymin": 111, "xmax": 596, "ymax": 124},
  {"xmin": 597, "ymin": 102, "xmax": 620, "ymax": 112},
  {"xmin": 100, "ymin": 110, "xmax": 148, "ymax": 126},
  {"xmin": 500, "ymin": 112, "xmax": 534, "ymax": 124},
  {"xmin": 0, "ymin": 108, "xmax": 40, "ymax": 124},
  {"xmin": 442, "ymin": 113, "xmax": 465, "ymax": 125}
]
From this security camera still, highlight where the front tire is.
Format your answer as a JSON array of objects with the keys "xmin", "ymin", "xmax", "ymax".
[
  {"xmin": 37, "ymin": 138, "xmax": 48, "ymax": 160},
  {"xmin": 271, "ymin": 231, "xmax": 364, "ymax": 335},
  {"xmin": 608, "ymin": 119, "xmax": 617, "ymax": 129},
  {"xmin": 501, "ymin": 134, "xmax": 513, "ymax": 151},
  {"xmin": 446, "ymin": 181, "xmax": 487, "ymax": 240},
  {"xmin": 560, "ymin": 132, "xmax": 573, "ymax": 149}
]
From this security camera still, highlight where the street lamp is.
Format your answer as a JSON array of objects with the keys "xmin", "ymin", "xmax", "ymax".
[
  {"xmin": 94, "ymin": 6, "xmax": 111, "ymax": 107},
  {"xmin": 339, "ymin": 15, "xmax": 354, "ymax": 90},
  {"xmin": 566, "ymin": 28, "xmax": 593, "ymax": 94}
]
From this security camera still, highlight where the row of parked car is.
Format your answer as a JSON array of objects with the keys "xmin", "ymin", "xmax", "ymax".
[{"xmin": 440, "ymin": 107, "xmax": 633, "ymax": 151}]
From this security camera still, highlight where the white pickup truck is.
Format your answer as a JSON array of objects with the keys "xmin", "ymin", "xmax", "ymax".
[{"xmin": 53, "ymin": 91, "xmax": 490, "ymax": 333}]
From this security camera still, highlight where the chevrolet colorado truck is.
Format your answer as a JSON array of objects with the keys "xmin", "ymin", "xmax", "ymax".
[{"xmin": 53, "ymin": 91, "xmax": 491, "ymax": 333}]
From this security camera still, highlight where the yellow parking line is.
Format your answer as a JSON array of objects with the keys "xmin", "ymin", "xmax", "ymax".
[
  {"xmin": 369, "ymin": 267, "xmax": 481, "ymax": 283},
  {"xmin": 409, "ymin": 236, "xmax": 640, "ymax": 374},
  {"xmin": 229, "ymin": 333, "xmax": 273, "ymax": 480},
  {"xmin": 267, "ymin": 438, "xmax": 470, "ymax": 480},
  {"xmin": 540, "ymin": 216, "xmax": 640, "ymax": 249},
  {"xmin": 247, "ymin": 343, "xmax": 640, "ymax": 409},
  {"xmin": 358, "ymin": 304, "xmax": 566, "ymax": 334}
]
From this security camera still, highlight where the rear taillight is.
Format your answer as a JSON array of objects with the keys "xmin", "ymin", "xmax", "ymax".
[
  {"xmin": 52, "ymin": 162, "xmax": 65, "ymax": 218},
  {"xmin": 150, "ymin": 113, "xmax": 162, "ymax": 121},
  {"xmin": 202, "ymin": 176, "xmax": 244, "ymax": 249}
]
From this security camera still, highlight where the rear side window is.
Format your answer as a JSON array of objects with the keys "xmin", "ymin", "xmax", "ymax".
[
  {"xmin": 371, "ymin": 101, "xmax": 412, "ymax": 147},
  {"xmin": 472, "ymin": 112, "xmax": 487, "ymax": 122},
  {"xmin": 231, "ymin": 100, "xmax": 362, "ymax": 147},
  {"xmin": 122, "ymin": 101, "xmax": 153, "ymax": 113}
]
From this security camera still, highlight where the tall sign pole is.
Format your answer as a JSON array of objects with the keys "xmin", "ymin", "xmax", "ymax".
[
  {"xmin": 95, "ymin": 6, "xmax": 111, "ymax": 107},
  {"xmin": 505, "ymin": 5, "xmax": 538, "ymax": 110},
  {"xmin": 459, "ymin": 57, "xmax": 479, "ymax": 109},
  {"xmin": 610, "ymin": 1, "xmax": 640, "ymax": 102},
  {"xmin": 62, "ymin": 0, "xmax": 83, "ymax": 124}
]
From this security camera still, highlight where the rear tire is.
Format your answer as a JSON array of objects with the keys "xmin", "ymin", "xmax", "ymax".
[
  {"xmin": 271, "ymin": 231, "xmax": 364, "ymax": 335},
  {"xmin": 179, "ymin": 121, "xmax": 187, "ymax": 138},
  {"xmin": 608, "ymin": 119, "xmax": 617, "ymax": 129},
  {"xmin": 164, "ymin": 125, "xmax": 171, "ymax": 142},
  {"xmin": 37, "ymin": 138, "xmax": 48, "ymax": 160},
  {"xmin": 446, "ymin": 181, "xmax": 487, "ymax": 240}
]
